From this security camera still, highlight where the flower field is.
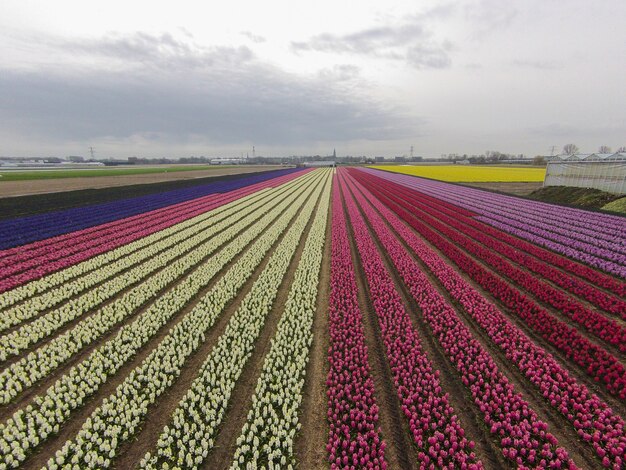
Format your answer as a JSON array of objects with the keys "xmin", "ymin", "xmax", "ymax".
[
  {"xmin": 0, "ymin": 166, "xmax": 624, "ymax": 469},
  {"xmin": 368, "ymin": 165, "xmax": 546, "ymax": 182}
]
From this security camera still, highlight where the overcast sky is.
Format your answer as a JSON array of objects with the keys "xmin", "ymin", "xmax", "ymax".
[{"xmin": 1, "ymin": 0, "xmax": 624, "ymax": 158}]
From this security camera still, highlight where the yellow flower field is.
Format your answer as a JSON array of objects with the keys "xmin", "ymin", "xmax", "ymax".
[{"xmin": 368, "ymin": 165, "xmax": 546, "ymax": 182}]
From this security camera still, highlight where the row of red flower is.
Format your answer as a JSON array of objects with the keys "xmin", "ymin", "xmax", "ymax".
[
  {"xmin": 326, "ymin": 179, "xmax": 386, "ymax": 469},
  {"xmin": 346, "ymin": 172, "xmax": 626, "ymax": 469},
  {"xmin": 339, "ymin": 172, "xmax": 481, "ymax": 469},
  {"xmin": 351, "ymin": 170, "xmax": 626, "ymax": 399},
  {"xmin": 370, "ymin": 179, "xmax": 625, "ymax": 345},
  {"xmin": 367, "ymin": 169, "xmax": 625, "ymax": 298},
  {"xmin": 0, "ymin": 171, "xmax": 305, "ymax": 293},
  {"xmin": 378, "ymin": 179, "xmax": 625, "ymax": 315},
  {"xmin": 341, "ymin": 171, "xmax": 575, "ymax": 468}
]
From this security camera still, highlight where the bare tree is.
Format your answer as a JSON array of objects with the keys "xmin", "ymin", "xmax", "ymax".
[
  {"xmin": 562, "ymin": 143, "xmax": 579, "ymax": 155},
  {"xmin": 617, "ymin": 146, "xmax": 626, "ymax": 153},
  {"xmin": 533, "ymin": 155, "xmax": 547, "ymax": 166},
  {"xmin": 598, "ymin": 145, "xmax": 611, "ymax": 153}
]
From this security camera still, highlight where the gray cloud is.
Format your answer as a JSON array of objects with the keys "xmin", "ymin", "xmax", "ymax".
[
  {"xmin": 0, "ymin": 33, "xmax": 417, "ymax": 151},
  {"xmin": 59, "ymin": 32, "xmax": 254, "ymax": 70},
  {"xmin": 241, "ymin": 31, "xmax": 266, "ymax": 43},
  {"xmin": 291, "ymin": 16, "xmax": 452, "ymax": 69}
]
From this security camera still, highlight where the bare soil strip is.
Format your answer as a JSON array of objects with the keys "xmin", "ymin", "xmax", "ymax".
[
  {"xmin": 294, "ymin": 193, "xmax": 332, "ymax": 469},
  {"xmin": 0, "ymin": 166, "xmax": 285, "ymax": 199}
]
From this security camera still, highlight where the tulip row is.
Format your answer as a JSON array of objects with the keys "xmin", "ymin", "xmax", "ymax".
[
  {"xmin": 340, "ymin": 173, "xmax": 482, "ymax": 469},
  {"xmin": 365, "ymin": 167, "xmax": 625, "ymax": 241},
  {"xmin": 0, "ymin": 173, "xmax": 318, "ymax": 405},
  {"xmin": 324, "ymin": 179, "xmax": 386, "ymax": 469},
  {"xmin": 364, "ymin": 176, "xmax": 626, "ymax": 317},
  {"xmin": 477, "ymin": 214, "xmax": 626, "ymax": 275},
  {"xmin": 0, "ymin": 168, "xmax": 303, "ymax": 250},
  {"xmin": 0, "ymin": 177, "xmax": 305, "ymax": 357},
  {"xmin": 0, "ymin": 170, "xmax": 326, "ymax": 468},
  {"xmin": 353, "ymin": 172, "xmax": 626, "ymax": 399},
  {"xmin": 363, "ymin": 168, "xmax": 626, "ymax": 277},
  {"xmin": 0, "ymin": 193, "xmax": 225, "ymax": 279},
  {"xmin": 341, "ymin": 171, "xmax": 576, "ymax": 468},
  {"xmin": 0, "ymin": 171, "xmax": 307, "ymax": 294},
  {"xmin": 229, "ymin": 174, "xmax": 330, "ymax": 469},
  {"xmin": 360, "ymin": 176, "xmax": 626, "ymax": 348},
  {"xmin": 362, "ymin": 170, "xmax": 625, "ymax": 298},
  {"xmin": 0, "ymin": 175, "xmax": 297, "ymax": 313},
  {"xmin": 347, "ymin": 175, "xmax": 626, "ymax": 469},
  {"xmin": 478, "ymin": 215, "xmax": 626, "ymax": 279},
  {"xmin": 0, "ymin": 183, "xmax": 287, "ymax": 337},
  {"xmin": 81, "ymin": 170, "xmax": 330, "ymax": 470}
]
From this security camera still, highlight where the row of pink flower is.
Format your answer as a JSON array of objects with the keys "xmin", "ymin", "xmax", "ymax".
[
  {"xmin": 475, "ymin": 215, "xmax": 626, "ymax": 281},
  {"xmin": 451, "ymin": 202, "xmax": 625, "ymax": 312},
  {"xmin": 362, "ymin": 169, "xmax": 625, "ymax": 296},
  {"xmin": 0, "ymin": 171, "xmax": 306, "ymax": 294},
  {"xmin": 363, "ymin": 169, "xmax": 626, "ymax": 277},
  {"xmin": 364, "ymin": 168, "xmax": 626, "ymax": 240},
  {"xmin": 373, "ymin": 180, "xmax": 626, "ymax": 347},
  {"xmin": 326, "ymin": 178, "xmax": 387, "ymax": 469},
  {"xmin": 346, "ymin": 173, "xmax": 626, "ymax": 469},
  {"xmin": 370, "ymin": 179, "xmax": 625, "ymax": 316},
  {"xmin": 352, "ymin": 171, "xmax": 626, "ymax": 399},
  {"xmin": 0, "ymin": 170, "xmax": 303, "ymax": 270},
  {"xmin": 0, "ymin": 193, "xmax": 224, "ymax": 277},
  {"xmin": 341, "ymin": 170, "xmax": 576, "ymax": 469},
  {"xmin": 339, "ymin": 172, "xmax": 482, "ymax": 469}
]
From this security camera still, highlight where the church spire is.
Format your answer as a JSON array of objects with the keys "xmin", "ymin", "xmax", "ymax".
[{"xmin": 333, "ymin": 148, "xmax": 336, "ymax": 158}]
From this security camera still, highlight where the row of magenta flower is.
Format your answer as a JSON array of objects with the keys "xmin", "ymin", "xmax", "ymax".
[
  {"xmin": 0, "ymin": 168, "xmax": 303, "ymax": 251},
  {"xmin": 327, "ymin": 168, "xmax": 624, "ymax": 469},
  {"xmin": 363, "ymin": 168, "xmax": 626, "ymax": 278},
  {"xmin": 0, "ymin": 170, "xmax": 308, "ymax": 293}
]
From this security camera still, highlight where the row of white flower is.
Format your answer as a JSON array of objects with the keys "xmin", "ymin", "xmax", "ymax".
[
  {"xmin": 0, "ymin": 182, "xmax": 299, "ymax": 361},
  {"xmin": 0, "ymin": 176, "xmax": 316, "ymax": 407},
  {"xmin": 230, "ymin": 174, "xmax": 330, "ymax": 469},
  {"xmin": 139, "ymin": 170, "xmax": 332, "ymax": 470},
  {"xmin": 0, "ymin": 171, "xmax": 321, "ymax": 469},
  {"xmin": 47, "ymin": 171, "xmax": 329, "ymax": 469},
  {"xmin": 0, "ymin": 186, "xmax": 275, "ymax": 331},
  {"xmin": 0, "ymin": 186, "xmax": 274, "ymax": 314}
]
